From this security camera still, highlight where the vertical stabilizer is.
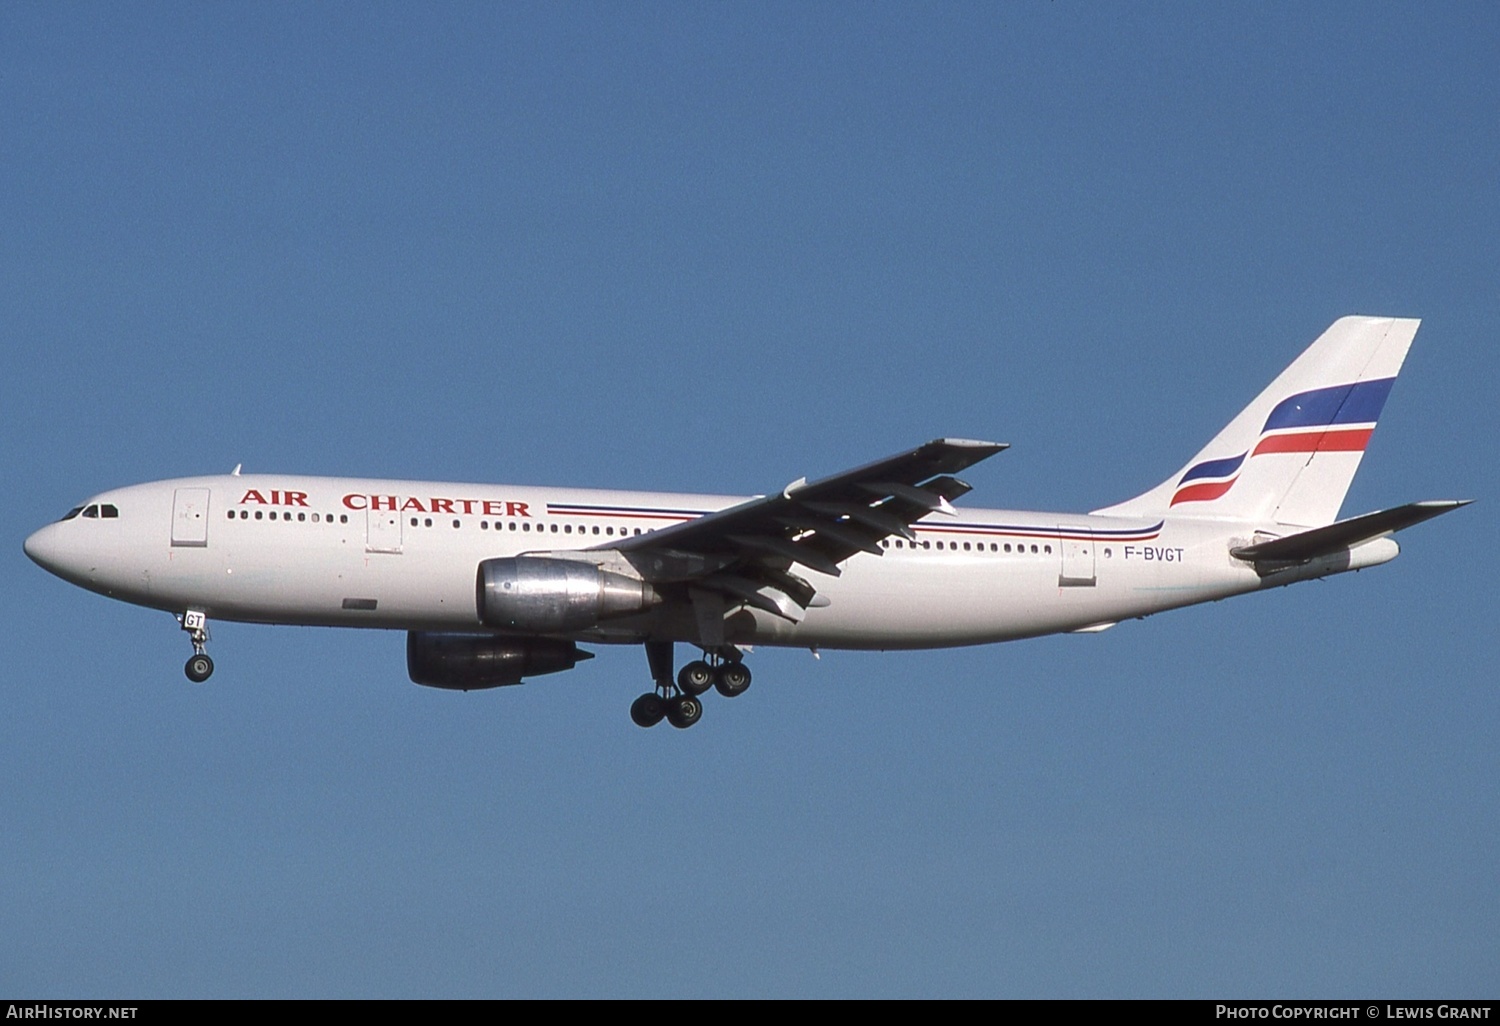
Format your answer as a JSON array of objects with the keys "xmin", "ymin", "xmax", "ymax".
[{"xmin": 1092, "ymin": 316, "xmax": 1419, "ymax": 527}]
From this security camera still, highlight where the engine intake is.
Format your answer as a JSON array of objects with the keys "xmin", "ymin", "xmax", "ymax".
[
  {"xmin": 477, "ymin": 556, "xmax": 658, "ymax": 633},
  {"xmin": 406, "ymin": 632, "xmax": 592, "ymax": 690}
]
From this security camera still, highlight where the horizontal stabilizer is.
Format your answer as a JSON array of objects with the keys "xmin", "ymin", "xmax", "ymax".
[{"xmin": 1231, "ymin": 500, "xmax": 1471, "ymax": 563}]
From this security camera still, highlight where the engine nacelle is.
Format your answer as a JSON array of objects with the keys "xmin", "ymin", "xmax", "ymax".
[
  {"xmin": 476, "ymin": 556, "xmax": 659, "ymax": 633},
  {"xmin": 406, "ymin": 632, "xmax": 592, "ymax": 690}
]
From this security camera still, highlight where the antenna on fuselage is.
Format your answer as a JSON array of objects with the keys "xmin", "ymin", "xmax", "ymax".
[{"xmin": 231, "ymin": 464, "xmax": 242, "ymax": 476}]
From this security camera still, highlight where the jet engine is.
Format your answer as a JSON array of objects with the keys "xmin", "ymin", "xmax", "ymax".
[
  {"xmin": 476, "ymin": 556, "xmax": 659, "ymax": 633},
  {"xmin": 406, "ymin": 631, "xmax": 593, "ymax": 690}
]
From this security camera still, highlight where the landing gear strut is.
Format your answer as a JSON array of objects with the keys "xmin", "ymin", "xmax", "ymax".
[
  {"xmin": 179, "ymin": 610, "xmax": 214, "ymax": 683},
  {"xmin": 630, "ymin": 642, "xmax": 749, "ymax": 729}
]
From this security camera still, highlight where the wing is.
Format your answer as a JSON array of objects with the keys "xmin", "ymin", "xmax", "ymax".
[{"xmin": 595, "ymin": 438, "xmax": 1007, "ymax": 625}]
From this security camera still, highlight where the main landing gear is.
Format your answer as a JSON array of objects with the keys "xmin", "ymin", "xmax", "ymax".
[
  {"xmin": 179, "ymin": 610, "xmax": 214, "ymax": 683},
  {"xmin": 630, "ymin": 641, "xmax": 752, "ymax": 729}
]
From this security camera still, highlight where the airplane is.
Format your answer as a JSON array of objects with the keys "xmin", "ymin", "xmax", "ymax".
[{"xmin": 24, "ymin": 315, "xmax": 1468, "ymax": 729}]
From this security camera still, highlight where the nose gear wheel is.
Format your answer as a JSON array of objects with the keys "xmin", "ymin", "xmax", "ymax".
[{"xmin": 178, "ymin": 610, "xmax": 214, "ymax": 683}]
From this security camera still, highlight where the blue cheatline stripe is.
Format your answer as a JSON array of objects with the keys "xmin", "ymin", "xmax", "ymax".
[
  {"xmin": 1262, "ymin": 377, "xmax": 1395, "ymax": 432},
  {"xmin": 1180, "ymin": 451, "xmax": 1247, "ymax": 485},
  {"xmin": 938, "ymin": 520, "xmax": 1163, "ymax": 539}
]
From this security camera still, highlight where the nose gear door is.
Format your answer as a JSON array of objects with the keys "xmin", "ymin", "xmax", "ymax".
[{"xmin": 171, "ymin": 488, "xmax": 211, "ymax": 547}]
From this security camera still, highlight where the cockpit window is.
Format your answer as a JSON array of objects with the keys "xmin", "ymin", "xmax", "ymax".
[{"xmin": 66, "ymin": 503, "xmax": 118, "ymax": 521}]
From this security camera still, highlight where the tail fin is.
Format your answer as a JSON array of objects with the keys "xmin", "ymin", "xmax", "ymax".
[{"xmin": 1093, "ymin": 316, "xmax": 1420, "ymax": 527}]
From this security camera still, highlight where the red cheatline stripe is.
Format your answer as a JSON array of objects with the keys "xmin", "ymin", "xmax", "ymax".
[
  {"xmin": 1252, "ymin": 427, "xmax": 1373, "ymax": 456},
  {"xmin": 1170, "ymin": 478, "xmax": 1236, "ymax": 506},
  {"xmin": 548, "ymin": 508, "xmax": 696, "ymax": 521}
]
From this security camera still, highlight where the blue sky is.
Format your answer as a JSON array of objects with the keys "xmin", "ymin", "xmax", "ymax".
[{"xmin": 3, "ymin": 2, "xmax": 1496, "ymax": 997}]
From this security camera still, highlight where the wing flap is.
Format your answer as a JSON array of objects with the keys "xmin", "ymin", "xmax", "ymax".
[{"xmin": 728, "ymin": 534, "xmax": 844, "ymax": 577}]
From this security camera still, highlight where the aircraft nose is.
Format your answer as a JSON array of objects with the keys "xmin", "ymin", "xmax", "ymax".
[{"xmin": 24, "ymin": 523, "xmax": 67, "ymax": 576}]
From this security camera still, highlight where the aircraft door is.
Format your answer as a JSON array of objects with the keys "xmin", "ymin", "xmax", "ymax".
[
  {"xmin": 1058, "ymin": 527, "xmax": 1096, "ymax": 587},
  {"xmin": 365, "ymin": 507, "xmax": 403, "ymax": 554},
  {"xmin": 171, "ymin": 488, "xmax": 211, "ymax": 547}
]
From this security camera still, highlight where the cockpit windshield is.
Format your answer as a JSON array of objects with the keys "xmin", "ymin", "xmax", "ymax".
[{"xmin": 61, "ymin": 503, "xmax": 117, "ymax": 521}]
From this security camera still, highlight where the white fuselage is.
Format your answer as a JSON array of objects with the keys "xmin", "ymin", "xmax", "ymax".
[{"xmin": 23, "ymin": 473, "xmax": 1378, "ymax": 651}]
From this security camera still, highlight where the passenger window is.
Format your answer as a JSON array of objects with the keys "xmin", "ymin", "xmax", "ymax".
[{"xmin": 452, "ymin": 519, "xmax": 460, "ymax": 529}]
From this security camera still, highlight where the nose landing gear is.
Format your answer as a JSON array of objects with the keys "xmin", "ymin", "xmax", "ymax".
[{"xmin": 179, "ymin": 610, "xmax": 214, "ymax": 683}]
